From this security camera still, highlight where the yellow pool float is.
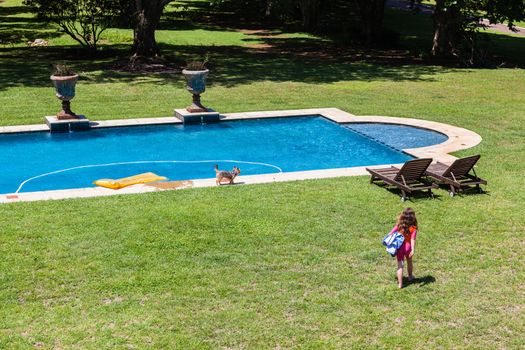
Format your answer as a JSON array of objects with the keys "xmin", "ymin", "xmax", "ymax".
[{"xmin": 94, "ymin": 172, "xmax": 167, "ymax": 190}]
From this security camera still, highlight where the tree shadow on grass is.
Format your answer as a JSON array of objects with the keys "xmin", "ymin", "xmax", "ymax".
[
  {"xmin": 0, "ymin": 4, "xmax": 63, "ymax": 45},
  {"xmin": 385, "ymin": 7, "xmax": 525, "ymax": 66},
  {"xmin": 200, "ymin": 46, "xmax": 447, "ymax": 87},
  {"xmin": 0, "ymin": 5, "xmax": 29, "ymax": 17},
  {"xmin": 0, "ymin": 27, "xmax": 62, "ymax": 46},
  {"xmin": 0, "ymin": 39, "xmax": 452, "ymax": 92},
  {"xmin": 2, "ymin": 0, "xmax": 522, "ymax": 93},
  {"xmin": 489, "ymin": 33, "xmax": 525, "ymax": 66},
  {"xmin": 111, "ymin": 39, "xmax": 452, "ymax": 86},
  {"xmin": 172, "ymin": 0, "xmax": 248, "ymax": 25}
]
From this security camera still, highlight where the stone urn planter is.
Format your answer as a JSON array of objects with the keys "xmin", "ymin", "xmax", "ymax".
[
  {"xmin": 50, "ymin": 69, "xmax": 79, "ymax": 120},
  {"xmin": 182, "ymin": 68, "xmax": 209, "ymax": 113}
]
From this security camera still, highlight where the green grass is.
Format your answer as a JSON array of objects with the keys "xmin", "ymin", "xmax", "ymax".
[
  {"xmin": 1, "ymin": 0, "xmax": 525, "ymax": 348},
  {"xmin": 1, "ymin": 179, "xmax": 524, "ymax": 349}
]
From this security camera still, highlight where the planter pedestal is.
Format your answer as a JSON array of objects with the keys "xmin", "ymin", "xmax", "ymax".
[
  {"xmin": 186, "ymin": 93, "xmax": 208, "ymax": 113},
  {"xmin": 45, "ymin": 115, "xmax": 91, "ymax": 132},
  {"xmin": 174, "ymin": 108, "xmax": 220, "ymax": 125},
  {"xmin": 56, "ymin": 100, "xmax": 77, "ymax": 120}
]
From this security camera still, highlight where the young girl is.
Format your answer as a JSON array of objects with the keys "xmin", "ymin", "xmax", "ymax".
[{"xmin": 389, "ymin": 208, "xmax": 418, "ymax": 288}]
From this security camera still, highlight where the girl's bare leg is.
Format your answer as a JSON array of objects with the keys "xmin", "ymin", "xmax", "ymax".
[
  {"xmin": 397, "ymin": 260, "xmax": 404, "ymax": 288},
  {"xmin": 407, "ymin": 258, "xmax": 414, "ymax": 280}
]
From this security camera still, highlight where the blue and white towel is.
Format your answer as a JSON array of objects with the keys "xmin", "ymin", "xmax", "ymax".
[{"xmin": 382, "ymin": 231, "xmax": 404, "ymax": 257}]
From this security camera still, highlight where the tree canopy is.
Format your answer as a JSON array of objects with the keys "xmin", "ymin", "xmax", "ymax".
[
  {"xmin": 22, "ymin": 0, "xmax": 525, "ymax": 63},
  {"xmin": 427, "ymin": 0, "xmax": 525, "ymax": 59},
  {"xmin": 23, "ymin": 0, "xmax": 123, "ymax": 53}
]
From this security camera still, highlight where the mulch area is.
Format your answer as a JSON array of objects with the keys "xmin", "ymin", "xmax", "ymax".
[
  {"xmin": 111, "ymin": 57, "xmax": 182, "ymax": 73},
  {"xmin": 239, "ymin": 28, "xmax": 425, "ymax": 64}
]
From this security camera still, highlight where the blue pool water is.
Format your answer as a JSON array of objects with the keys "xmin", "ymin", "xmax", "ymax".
[
  {"xmin": 344, "ymin": 123, "xmax": 448, "ymax": 150},
  {"xmin": 0, "ymin": 116, "xmax": 446, "ymax": 194}
]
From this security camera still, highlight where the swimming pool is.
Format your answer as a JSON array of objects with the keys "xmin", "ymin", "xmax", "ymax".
[
  {"xmin": 0, "ymin": 116, "xmax": 448, "ymax": 194},
  {"xmin": 344, "ymin": 123, "xmax": 448, "ymax": 150}
]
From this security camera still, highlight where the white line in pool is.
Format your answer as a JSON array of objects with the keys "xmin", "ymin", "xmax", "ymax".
[{"xmin": 15, "ymin": 160, "xmax": 283, "ymax": 194}]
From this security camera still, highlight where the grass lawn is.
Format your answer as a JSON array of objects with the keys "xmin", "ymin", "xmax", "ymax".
[{"xmin": 1, "ymin": 0, "xmax": 525, "ymax": 349}]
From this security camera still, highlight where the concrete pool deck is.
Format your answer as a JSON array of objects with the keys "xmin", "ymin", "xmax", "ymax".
[{"xmin": 0, "ymin": 108, "xmax": 482, "ymax": 203}]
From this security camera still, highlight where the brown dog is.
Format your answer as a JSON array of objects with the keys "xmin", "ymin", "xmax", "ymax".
[{"xmin": 214, "ymin": 164, "xmax": 240, "ymax": 185}]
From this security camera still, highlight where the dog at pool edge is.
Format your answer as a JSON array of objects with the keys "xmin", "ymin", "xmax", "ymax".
[{"xmin": 214, "ymin": 164, "xmax": 240, "ymax": 185}]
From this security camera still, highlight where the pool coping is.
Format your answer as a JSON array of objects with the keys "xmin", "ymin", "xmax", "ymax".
[{"xmin": 0, "ymin": 108, "xmax": 482, "ymax": 203}]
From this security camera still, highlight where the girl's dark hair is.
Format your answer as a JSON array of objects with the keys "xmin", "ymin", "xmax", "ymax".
[{"xmin": 397, "ymin": 208, "xmax": 418, "ymax": 234}]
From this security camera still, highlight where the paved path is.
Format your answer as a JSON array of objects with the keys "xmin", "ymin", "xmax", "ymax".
[{"xmin": 386, "ymin": 0, "xmax": 525, "ymax": 37}]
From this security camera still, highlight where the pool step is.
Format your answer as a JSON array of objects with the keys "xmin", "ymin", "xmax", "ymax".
[
  {"xmin": 174, "ymin": 108, "xmax": 220, "ymax": 125},
  {"xmin": 45, "ymin": 115, "xmax": 91, "ymax": 132}
]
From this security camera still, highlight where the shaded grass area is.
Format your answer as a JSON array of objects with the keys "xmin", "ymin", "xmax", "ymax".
[
  {"xmin": 1, "ymin": 1, "xmax": 524, "ymax": 124},
  {"xmin": 0, "ymin": 0, "xmax": 525, "ymax": 348}
]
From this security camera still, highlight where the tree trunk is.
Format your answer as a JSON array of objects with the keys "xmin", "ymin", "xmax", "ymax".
[
  {"xmin": 431, "ymin": 0, "xmax": 461, "ymax": 57},
  {"xmin": 299, "ymin": 0, "xmax": 320, "ymax": 31},
  {"xmin": 265, "ymin": 0, "xmax": 272, "ymax": 17},
  {"xmin": 131, "ymin": 0, "xmax": 166, "ymax": 58},
  {"xmin": 354, "ymin": 0, "xmax": 386, "ymax": 45}
]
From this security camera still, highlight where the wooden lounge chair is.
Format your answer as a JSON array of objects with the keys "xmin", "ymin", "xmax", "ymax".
[
  {"xmin": 366, "ymin": 158, "xmax": 437, "ymax": 201},
  {"xmin": 425, "ymin": 155, "xmax": 487, "ymax": 196}
]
